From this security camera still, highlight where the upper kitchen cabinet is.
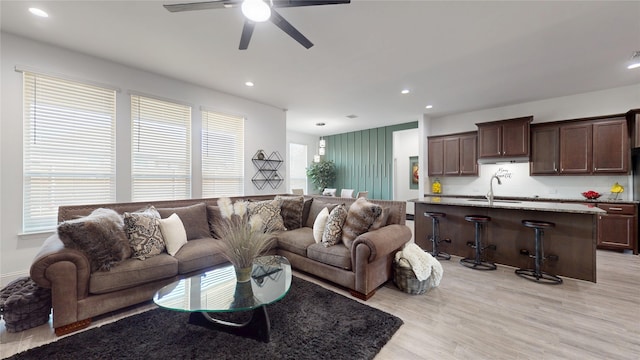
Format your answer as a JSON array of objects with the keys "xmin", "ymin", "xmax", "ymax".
[
  {"xmin": 627, "ymin": 109, "xmax": 640, "ymax": 148},
  {"xmin": 477, "ymin": 116, "xmax": 532, "ymax": 160},
  {"xmin": 530, "ymin": 114, "xmax": 629, "ymax": 176},
  {"xmin": 427, "ymin": 132, "xmax": 478, "ymax": 176}
]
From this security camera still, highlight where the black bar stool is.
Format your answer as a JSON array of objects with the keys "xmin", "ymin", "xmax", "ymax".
[
  {"xmin": 460, "ymin": 215, "xmax": 496, "ymax": 270},
  {"xmin": 516, "ymin": 220, "xmax": 562, "ymax": 284},
  {"xmin": 423, "ymin": 211, "xmax": 451, "ymax": 260}
]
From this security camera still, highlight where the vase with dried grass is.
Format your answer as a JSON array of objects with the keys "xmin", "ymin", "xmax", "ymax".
[{"xmin": 215, "ymin": 197, "xmax": 275, "ymax": 282}]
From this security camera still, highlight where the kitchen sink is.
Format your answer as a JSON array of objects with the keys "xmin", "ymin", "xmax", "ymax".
[{"xmin": 466, "ymin": 199, "xmax": 521, "ymax": 204}]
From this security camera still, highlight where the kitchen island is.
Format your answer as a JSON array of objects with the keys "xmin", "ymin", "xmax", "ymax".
[{"xmin": 412, "ymin": 197, "xmax": 606, "ymax": 282}]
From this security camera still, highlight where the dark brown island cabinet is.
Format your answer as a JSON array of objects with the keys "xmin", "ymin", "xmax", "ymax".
[
  {"xmin": 530, "ymin": 114, "xmax": 629, "ymax": 175},
  {"xmin": 477, "ymin": 116, "xmax": 531, "ymax": 159},
  {"xmin": 597, "ymin": 203, "xmax": 638, "ymax": 255},
  {"xmin": 427, "ymin": 132, "xmax": 478, "ymax": 176}
]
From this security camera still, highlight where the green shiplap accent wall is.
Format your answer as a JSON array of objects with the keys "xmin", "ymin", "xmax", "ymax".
[{"xmin": 324, "ymin": 122, "xmax": 418, "ymax": 200}]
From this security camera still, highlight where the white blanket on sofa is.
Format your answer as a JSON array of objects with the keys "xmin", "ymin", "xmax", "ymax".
[{"xmin": 395, "ymin": 243, "xmax": 443, "ymax": 286}]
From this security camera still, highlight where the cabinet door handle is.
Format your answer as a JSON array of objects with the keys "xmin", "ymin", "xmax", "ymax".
[{"xmin": 608, "ymin": 207, "xmax": 623, "ymax": 211}]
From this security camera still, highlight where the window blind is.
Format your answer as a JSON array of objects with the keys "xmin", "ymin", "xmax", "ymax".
[
  {"xmin": 201, "ymin": 110, "xmax": 244, "ymax": 197},
  {"xmin": 131, "ymin": 95, "xmax": 191, "ymax": 201},
  {"xmin": 22, "ymin": 72, "xmax": 116, "ymax": 232}
]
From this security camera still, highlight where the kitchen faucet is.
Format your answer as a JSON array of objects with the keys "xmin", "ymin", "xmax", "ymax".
[{"xmin": 487, "ymin": 173, "xmax": 502, "ymax": 205}]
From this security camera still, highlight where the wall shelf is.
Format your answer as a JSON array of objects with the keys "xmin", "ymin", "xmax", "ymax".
[{"xmin": 251, "ymin": 150, "xmax": 283, "ymax": 190}]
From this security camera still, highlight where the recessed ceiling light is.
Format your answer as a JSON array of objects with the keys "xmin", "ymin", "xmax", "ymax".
[
  {"xmin": 627, "ymin": 51, "xmax": 640, "ymax": 70},
  {"xmin": 401, "ymin": 89, "xmax": 410, "ymax": 94},
  {"xmin": 425, "ymin": 105, "xmax": 433, "ymax": 109},
  {"xmin": 245, "ymin": 81, "xmax": 254, "ymax": 87},
  {"xmin": 29, "ymin": 7, "xmax": 49, "ymax": 18},
  {"xmin": 315, "ymin": 122, "xmax": 326, "ymax": 126}
]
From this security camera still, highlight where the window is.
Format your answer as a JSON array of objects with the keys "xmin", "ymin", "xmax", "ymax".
[
  {"xmin": 201, "ymin": 110, "xmax": 244, "ymax": 197},
  {"xmin": 22, "ymin": 72, "xmax": 116, "ymax": 232},
  {"xmin": 131, "ymin": 95, "xmax": 191, "ymax": 201},
  {"xmin": 289, "ymin": 143, "xmax": 308, "ymax": 193}
]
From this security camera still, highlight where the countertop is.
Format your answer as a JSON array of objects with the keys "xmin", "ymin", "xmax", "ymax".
[
  {"xmin": 411, "ymin": 196, "xmax": 607, "ymax": 214},
  {"xmin": 420, "ymin": 194, "xmax": 639, "ymax": 205}
]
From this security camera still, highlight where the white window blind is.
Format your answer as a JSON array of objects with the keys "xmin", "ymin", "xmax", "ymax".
[
  {"xmin": 289, "ymin": 143, "xmax": 308, "ymax": 192},
  {"xmin": 131, "ymin": 95, "xmax": 191, "ymax": 201},
  {"xmin": 202, "ymin": 110, "xmax": 244, "ymax": 197},
  {"xmin": 22, "ymin": 72, "xmax": 116, "ymax": 232}
]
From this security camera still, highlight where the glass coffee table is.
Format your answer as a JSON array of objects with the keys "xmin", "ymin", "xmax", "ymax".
[{"xmin": 153, "ymin": 255, "xmax": 291, "ymax": 342}]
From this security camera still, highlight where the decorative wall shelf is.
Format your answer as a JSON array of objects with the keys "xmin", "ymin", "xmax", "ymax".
[{"xmin": 251, "ymin": 150, "xmax": 283, "ymax": 190}]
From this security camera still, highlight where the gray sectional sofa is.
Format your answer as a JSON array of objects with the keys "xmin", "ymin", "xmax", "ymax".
[{"xmin": 30, "ymin": 194, "xmax": 411, "ymax": 336}]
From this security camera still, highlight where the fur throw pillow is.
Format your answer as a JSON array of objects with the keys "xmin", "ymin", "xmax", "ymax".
[
  {"xmin": 58, "ymin": 208, "xmax": 131, "ymax": 272},
  {"xmin": 341, "ymin": 197, "xmax": 383, "ymax": 249}
]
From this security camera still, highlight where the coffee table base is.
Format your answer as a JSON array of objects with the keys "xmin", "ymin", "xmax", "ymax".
[{"xmin": 188, "ymin": 305, "xmax": 271, "ymax": 343}]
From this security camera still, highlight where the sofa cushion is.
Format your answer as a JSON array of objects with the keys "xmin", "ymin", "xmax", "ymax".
[
  {"xmin": 123, "ymin": 206, "xmax": 166, "ymax": 260},
  {"xmin": 157, "ymin": 203, "xmax": 210, "ymax": 240},
  {"xmin": 322, "ymin": 204, "xmax": 348, "ymax": 247},
  {"xmin": 158, "ymin": 213, "xmax": 188, "ymax": 256},
  {"xmin": 57, "ymin": 208, "xmax": 131, "ymax": 272},
  {"xmin": 275, "ymin": 195, "xmax": 304, "ymax": 230},
  {"xmin": 248, "ymin": 199, "xmax": 286, "ymax": 232},
  {"xmin": 312, "ymin": 207, "xmax": 330, "ymax": 243},
  {"xmin": 206, "ymin": 205, "xmax": 222, "ymax": 237},
  {"xmin": 89, "ymin": 254, "xmax": 178, "ymax": 294},
  {"xmin": 172, "ymin": 238, "xmax": 228, "ymax": 274},
  {"xmin": 305, "ymin": 200, "xmax": 337, "ymax": 228},
  {"xmin": 307, "ymin": 243, "xmax": 352, "ymax": 270},
  {"xmin": 276, "ymin": 227, "xmax": 315, "ymax": 257},
  {"xmin": 342, "ymin": 197, "xmax": 383, "ymax": 249},
  {"xmin": 301, "ymin": 198, "xmax": 313, "ymax": 226}
]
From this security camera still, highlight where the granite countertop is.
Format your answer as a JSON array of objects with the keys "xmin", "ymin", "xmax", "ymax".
[
  {"xmin": 412, "ymin": 196, "xmax": 607, "ymax": 214},
  {"xmin": 420, "ymin": 194, "xmax": 639, "ymax": 205}
]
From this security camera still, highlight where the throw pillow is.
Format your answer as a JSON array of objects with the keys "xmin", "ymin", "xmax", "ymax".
[
  {"xmin": 123, "ymin": 206, "xmax": 165, "ymax": 260},
  {"xmin": 369, "ymin": 207, "xmax": 390, "ymax": 231},
  {"xmin": 275, "ymin": 195, "xmax": 305, "ymax": 230},
  {"xmin": 342, "ymin": 197, "xmax": 383, "ymax": 249},
  {"xmin": 312, "ymin": 207, "xmax": 330, "ymax": 243},
  {"xmin": 157, "ymin": 203, "xmax": 210, "ymax": 240},
  {"xmin": 158, "ymin": 213, "xmax": 188, "ymax": 256},
  {"xmin": 301, "ymin": 198, "xmax": 313, "ymax": 226},
  {"xmin": 322, "ymin": 204, "xmax": 348, "ymax": 247},
  {"xmin": 247, "ymin": 199, "xmax": 286, "ymax": 232},
  {"xmin": 305, "ymin": 200, "xmax": 337, "ymax": 228},
  {"xmin": 206, "ymin": 205, "xmax": 222, "ymax": 238},
  {"xmin": 57, "ymin": 208, "xmax": 131, "ymax": 272}
]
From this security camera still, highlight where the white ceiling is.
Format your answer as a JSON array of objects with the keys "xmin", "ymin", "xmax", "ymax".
[{"xmin": 2, "ymin": 1, "xmax": 639, "ymax": 136}]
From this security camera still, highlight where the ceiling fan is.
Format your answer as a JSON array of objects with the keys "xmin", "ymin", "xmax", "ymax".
[{"xmin": 164, "ymin": 0, "xmax": 351, "ymax": 50}]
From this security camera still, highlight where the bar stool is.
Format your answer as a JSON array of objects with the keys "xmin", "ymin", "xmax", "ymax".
[
  {"xmin": 460, "ymin": 215, "xmax": 496, "ymax": 270},
  {"xmin": 423, "ymin": 211, "xmax": 451, "ymax": 260},
  {"xmin": 516, "ymin": 220, "xmax": 562, "ymax": 284}
]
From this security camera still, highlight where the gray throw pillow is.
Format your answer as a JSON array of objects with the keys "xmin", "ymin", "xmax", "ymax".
[
  {"xmin": 305, "ymin": 200, "xmax": 338, "ymax": 228},
  {"xmin": 157, "ymin": 203, "xmax": 210, "ymax": 240},
  {"xmin": 57, "ymin": 208, "xmax": 131, "ymax": 272},
  {"xmin": 275, "ymin": 195, "xmax": 305, "ymax": 230}
]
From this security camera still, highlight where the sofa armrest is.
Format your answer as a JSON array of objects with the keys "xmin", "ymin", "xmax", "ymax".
[
  {"xmin": 30, "ymin": 233, "xmax": 91, "ymax": 299},
  {"xmin": 351, "ymin": 224, "xmax": 412, "ymax": 264}
]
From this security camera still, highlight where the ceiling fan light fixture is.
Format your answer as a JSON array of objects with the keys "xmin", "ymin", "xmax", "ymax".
[
  {"xmin": 241, "ymin": 0, "xmax": 271, "ymax": 22},
  {"xmin": 627, "ymin": 51, "xmax": 640, "ymax": 70}
]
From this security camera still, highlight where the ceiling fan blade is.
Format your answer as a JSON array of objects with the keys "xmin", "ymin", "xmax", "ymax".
[
  {"xmin": 269, "ymin": 8, "xmax": 313, "ymax": 49},
  {"xmin": 239, "ymin": 20, "xmax": 256, "ymax": 50},
  {"xmin": 163, "ymin": 0, "xmax": 241, "ymax": 12},
  {"xmin": 271, "ymin": 0, "xmax": 350, "ymax": 8}
]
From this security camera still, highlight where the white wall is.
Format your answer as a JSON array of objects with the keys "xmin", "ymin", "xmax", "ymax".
[
  {"xmin": 393, "ymin": 128, "xmax": 420, "ymax": 214},
  {"xmin": 0, "ymin": 33, "xmax": 286, "ymax": 285},
  {"xmin": 423, "ymin": 84, "xmax": 640, "ymax": 200}
]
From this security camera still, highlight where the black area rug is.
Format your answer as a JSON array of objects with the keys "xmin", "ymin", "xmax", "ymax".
[{"xmin": 8, "ymin": 277, "xmax": 402, "ymax": 360}]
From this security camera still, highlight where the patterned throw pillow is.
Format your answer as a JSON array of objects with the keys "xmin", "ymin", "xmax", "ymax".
[
  {"xmin": 123, "ymin": 206, "xmax": 165, "ymax": 260},
  {"xmin": 322, "ymin": 204, "xmax": 348, "ymax": 247},
  {"xmin": 342, "ymin": 197, "xmax": 383, "ymax": 249},
  {"xmin": 275, "ymin": 195, "xmax": 305, "ymax": 230},
  {"xmin": 248, "ymin": 199, "xmax": 286, "ymax": 232}
]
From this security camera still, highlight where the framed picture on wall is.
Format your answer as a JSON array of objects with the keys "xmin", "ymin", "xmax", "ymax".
[{"xmin": 409, "ymin": 156, "xmax": 419, "ymax": 189}]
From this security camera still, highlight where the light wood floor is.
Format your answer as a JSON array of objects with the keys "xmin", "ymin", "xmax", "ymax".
[{"xmin": 2, "ymin": 249, "xmax": 639, "ymax": 359}]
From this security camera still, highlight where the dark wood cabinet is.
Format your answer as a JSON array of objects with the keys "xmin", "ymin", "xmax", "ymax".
[
  {"xmin": 530, "ymin": 124, "xmax": 559, "ymax": 175},
  {"xmin": 627, "ymin": 109, "xmax": 640, "ymax": 148},
  {"xmin": 592, "ymin": 118, "xmax": 628, "ymax": 173},
  {"xmin": 427, "ymin": 137, "xmax": 444, "ymax": 176},
  {"xmin": 477, "ymin": 116, "xmax": 531, "ymax": 159},
  {"xmin": 427, "ymin": 132, "xmax": 477, "ymax": 176},
  {"xmin": 531, "ymin": 115, "xmax": 629, "ymax": 176},
  {"xmin": 560, "ymin": 123, "xmax": 592, "ymax": 174},
  {"xmin": 596, "ymin": 203, "xmax": 637, "ymax": 254}
]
